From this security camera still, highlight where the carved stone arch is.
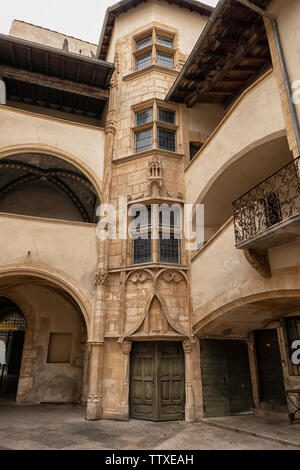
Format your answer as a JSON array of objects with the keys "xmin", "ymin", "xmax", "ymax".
[
  {"xmin": 124, "ymin": 291, "xmax": 187, "ymax": 338},
  {"xmin": 125, "ymin": 269, "xmax": 154, "ymax": 284},
  {"xmin": 0, "ymin": 144, "xmax": 103, "ymax": 201},
  {"xmin": 144, "ymin": 293, "xmax": 168, "ymax": 335},
  {"xmin": 0, "ymin": 264, "xmax": 92, "ymax": 340},
  {"xmin": 155, "ymin": 268, "xmax": 188, "ymax": 285}
]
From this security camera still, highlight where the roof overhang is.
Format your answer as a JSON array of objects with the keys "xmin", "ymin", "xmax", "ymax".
[
  {"xmin": 165, "ymin": 0, "xmax": 272, "ymax": 108},
  {"xmin": 96, "ymin": 0, "xmax": 213, "ymax": 61},
  {"xmin": 0, "ymin": 34, "xmax": 114, "ymax": 119}
]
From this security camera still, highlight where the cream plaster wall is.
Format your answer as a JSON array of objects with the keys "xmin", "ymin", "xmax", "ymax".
[
  {"xmin": 188, "ymin": 103, "xmax": 225, "ymax": 139},
  {"xmin": 191, "ymin": 218, "xmax": 300, "ymax": 329},
  {"xmin": 185, "ymin": 73, "xmax": 286, "ymax": 206},
  {"xmin": 106, "ymin": 0, "xmax": 208, "ymax": 62},
  {"xmin": 268, "ymin": 0, "xmax": 300, "ymax": 143},
  {"xmin": 0, "ymin": 106, "xmax": 105, "ymax": 184},
  {"xmin": 0, "ymin": 212, "xmax": 98, "ymax": 301},
  {"xmin": 9, "ymin": 20, "xmax": 97, "ymax": 57}
]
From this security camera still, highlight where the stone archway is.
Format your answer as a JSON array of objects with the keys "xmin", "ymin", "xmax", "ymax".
[
  {"xmin": 0, "ymin": 151, "xmax": 100, "ymax": 223},
  {"xmin": 0, "ymin": 270, "xmax": 91, "ymax": 405}
]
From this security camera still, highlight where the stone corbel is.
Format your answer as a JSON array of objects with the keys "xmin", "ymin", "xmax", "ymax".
[
  {"xmin": 243, "ymin": 248, "xmax": 271, "ymax": 278},
  {"xmin": 87, "ymin": 393, "xmax": 102, "ymax": 404},
  {"xmin": 95, "ymin": 268, "xmax": 108, "ymax": 286},
  {"xmin": 121, "ymin": 340, "xmax": 132, "ymax": 355}
]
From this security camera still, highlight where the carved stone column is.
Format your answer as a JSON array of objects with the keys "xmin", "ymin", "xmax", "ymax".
[
  {"xmin": 81, "ymin": 342, "xmax": 91, "ymax": 404},
  {"xmin": 86, "ymin": 341, "xmax": 105, "ymax": 420},
  {"xmin": 86, "ymin": 269, "xmax": 108, "ymax": 420},
  {"xmin": 86, "ymin": 52, "xmax": 119, "ymax": 421},
  {"xmin": 183, "ymin": 339, "xmax": 195, "ymax": 422},
  {"xmin": 119, "ymin": 340, "xmax": 132, "ymax": 420}
]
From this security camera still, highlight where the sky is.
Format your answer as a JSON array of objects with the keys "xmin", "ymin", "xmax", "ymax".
[{"xmin": 0, "ymin": 0, "xmax": 218, "ymax": 45}]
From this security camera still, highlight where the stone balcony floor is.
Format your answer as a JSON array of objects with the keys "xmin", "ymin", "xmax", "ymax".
[{"xmin": 0, "ymin": 404, "xmax": 299, "ymax": 450}]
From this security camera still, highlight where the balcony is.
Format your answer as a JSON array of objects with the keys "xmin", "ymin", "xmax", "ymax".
[{"xmin": 233, "ymin": 156, "xmax": 300, "ymax": 249}]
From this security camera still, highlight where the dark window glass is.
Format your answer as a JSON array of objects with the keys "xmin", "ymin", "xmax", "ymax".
[
  {"xmin": 157, "ymin": 51, "xmax": 174, "ymax": 69},
  {"xmin": 135, "ymin": 128, "xmax": 152, "ymax": 153},
  {"xmin": 157, "ymin": 36, "xmax": 173, "ymax": 48},
  {"xmin": 190, "ymin": 142, "xmax": 202, "ymax": 160},
  {"xmin": 136, "ymin": 36, "xmax": 152, "ymax": 51},
  {"xmin": 133, "ymin": 233, "xmax": 152, "ymax": 264},
  {"xmin": 159, "ymin": 205, "xmax": 180, "ymax": 228},
  {"xmin": 136, "ymin": 108, "xmax": 153, "ymax": 126},
  {"xmin": 158, "ymin": 128, "xmax": 176, "ymax": 152},
  {"xmin": 286, "ymin": 317, "xmax": 300, "ymax": 376},
  {"xmin": 159, "ymin": 232, "xmax": 180, "ymax": 264},
  {"xmin": 136, "ymin": 52, "xmax": 151, "ymax": 70},
  {"xmin": 158, "ymin": 108, "xmax": 175, "ymax": 124}
]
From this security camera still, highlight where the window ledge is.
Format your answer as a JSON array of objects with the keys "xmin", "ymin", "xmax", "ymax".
[
  {"xmin": 123, "ymin": 65, "xmax": 179, "ymax": 82},
  {"xmin": 108, "ymin": 262, "xmax": 188, "ymax": 273},
  {"xmin": 112, "ymin": 148, "xmax": 184, "ymax": 165}
]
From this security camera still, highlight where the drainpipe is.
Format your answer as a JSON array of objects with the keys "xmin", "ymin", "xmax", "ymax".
[
  {"xmin": 0, "ymin": 77, "xmax": 6, "ymax": 105},
  {"xmin": 234, "ymin": 0, "xmax": 300, "ymax": 154}
]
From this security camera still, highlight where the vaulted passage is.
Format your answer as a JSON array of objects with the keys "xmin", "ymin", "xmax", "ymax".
[
  {"xmin": 0, "ymin": 298, "xmax": 25, "ymax": 401},
  {"xmin": 0, "ymin": 277, "xmax": 88, "ymax": 405},
  {"xmin": 129, "ymin": 341, "xmax": 185, "ymax": 421},
  {"xmin": 0, "ymin": 153, "xmax": 99, "ymax": 223}
]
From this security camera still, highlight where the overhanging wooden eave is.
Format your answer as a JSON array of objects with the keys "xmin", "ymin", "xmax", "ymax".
[
  {"xmin": 0, "ymin": 33, "xmax": 114, "ymax": 119},
  {"xmin": 165, "ymin": 0, "xmax": 272, "ymax": 108}
]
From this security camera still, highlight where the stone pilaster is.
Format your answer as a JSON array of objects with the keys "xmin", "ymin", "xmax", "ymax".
[
  {"xmin": 119, "ymin": 340, "xmax": 132, "ymax": 420},
  {"xmin": 86, "ymin": 52, "xmax": 119, "ymax": 421},
  {"xmin": 183, "ymin": 339, "xmax": 195, "ymax": 422},
  {"xmin": 86, "ymin": 342, "xmax": 105, "ymax": 420}
]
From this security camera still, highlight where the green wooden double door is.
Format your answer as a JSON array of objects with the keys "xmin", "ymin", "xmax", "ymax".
[{"xmin": 130, "ymin": 341, "xmax": 185, "ymax": 421}]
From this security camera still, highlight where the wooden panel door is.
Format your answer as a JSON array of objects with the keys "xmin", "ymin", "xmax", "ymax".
[
  {"xmin": 200, "ymin": 339, "xmax": 254, "ymax": 417},
  {"xmin": 157, "ymin": 342, "xmax": 185, "ymax": 421},
  {"xmin": 130, "ymin": 341, "xmax": 185, "ymax": 421},
  {"xmin": 130, "ymin": 342, "xmax": 155, "ymax": 420},
  {"xmin": 255, "ymin": 329, "xmax": 286, "ymax": 405}
]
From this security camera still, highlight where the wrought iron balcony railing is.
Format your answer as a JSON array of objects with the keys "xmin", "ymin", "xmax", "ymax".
[{"xmin": 232, "ymin": 156, "xmax": 300, "ymax": 248}]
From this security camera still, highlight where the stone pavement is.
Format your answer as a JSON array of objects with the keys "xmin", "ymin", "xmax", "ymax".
[{"xmin": 0, "ymin": 404, "xmax": 299, "ymax": 450}]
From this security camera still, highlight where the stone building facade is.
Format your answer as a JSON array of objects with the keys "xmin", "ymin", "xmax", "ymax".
[{"xmin": 1, "ymin": 0, "xmax": 300, "ymax": 424}]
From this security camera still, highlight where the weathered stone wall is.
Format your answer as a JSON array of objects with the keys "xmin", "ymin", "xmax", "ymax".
[
  {"xmin": 10, "ymin": 20, "xmax": 97, "ymax": 58},
  {"xmin": 6, "ymin": 284, "xmax": 87, "ymax": 404}
]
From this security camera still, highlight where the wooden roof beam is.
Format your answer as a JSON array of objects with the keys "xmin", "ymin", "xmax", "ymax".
[
  {"xmin": 186, "ymin": 25, "xmax": 266, "ymax": 107},
  {"xmin": 0, "ymin": 65, "xmax": 110, "ymax": 101}
]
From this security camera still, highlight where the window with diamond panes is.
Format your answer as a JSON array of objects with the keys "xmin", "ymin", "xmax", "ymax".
[
  {"xmin": 157, "ymin": 36, "xmax": 173, "ymax": 48},
  {"xmin": 136, "ymin": 108, "xmax": 152, "ymax": 126},
  {"xmin": 158, "ymin": 128, "xmax": 176, "ymax": 152},
  {"xmin": 157, "ymin": 51, "xmax": 174, "ymax": 69},
  {"xmin": 133, "ymin": 233, "xmax": 152, "ymax": 264},
  {"xmin": 136, "ymin": 36, "xmax": 152, "ymax": 51},
  {"xmin": 159, "ymin": 232, "xmax": 180, "ymax": 264},
  {"xmin": 134, "ymin": 29, "xmax": 175, "ymax": 71},
  {"xmin": 136, "ymin": 52, "xmax": 152, "ymax": 71},
  {"xmin": 135, "ymin": 128, "xmax": 153, "ymax": 153},
  {"xmin": 158, "ymin": 108, "xmax": 175, "ymax": 124}
]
